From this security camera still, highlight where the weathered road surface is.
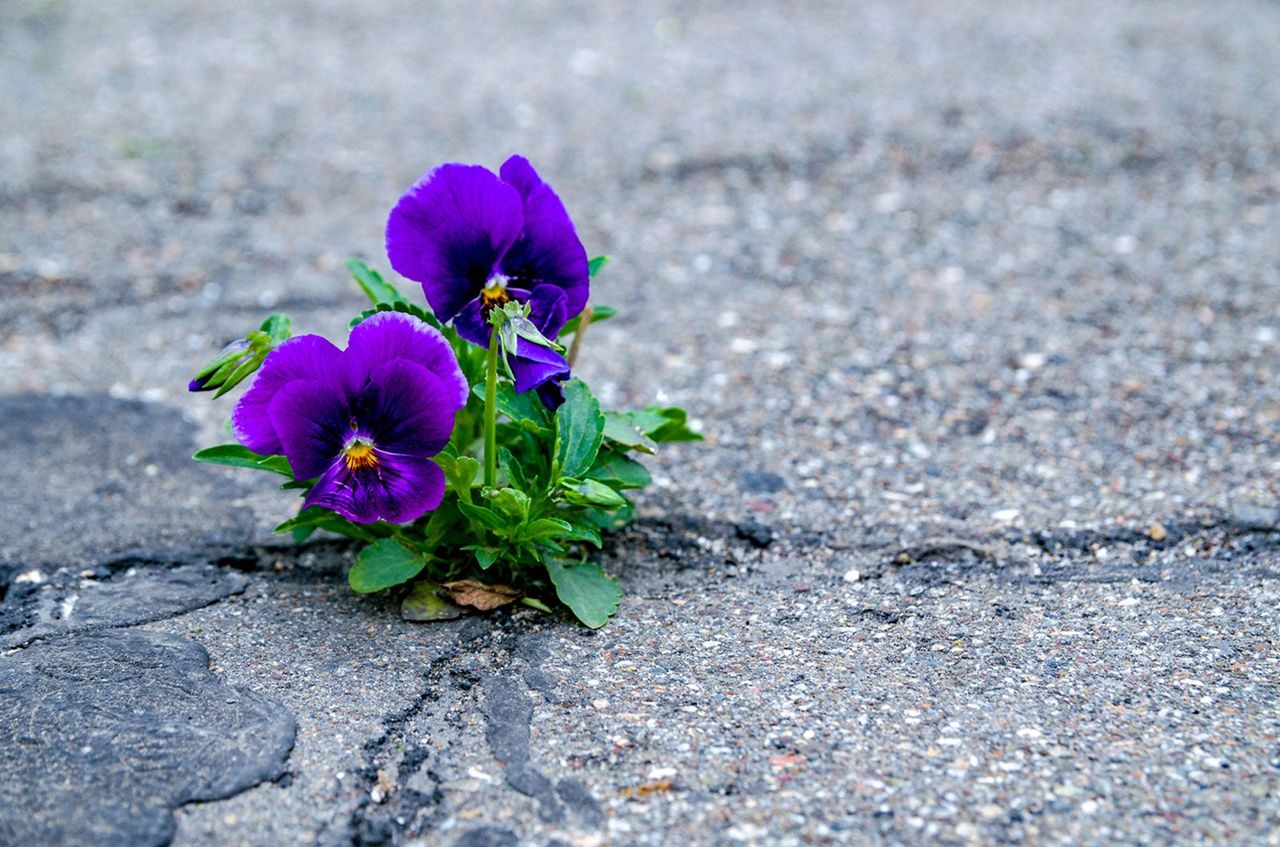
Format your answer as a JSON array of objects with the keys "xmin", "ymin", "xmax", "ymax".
[{"xmin": 1, "ymin": 1, "xmax": 1277, "ymax": 845}]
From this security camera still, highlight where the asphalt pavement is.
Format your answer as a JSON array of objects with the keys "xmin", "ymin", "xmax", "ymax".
[{"xmin": 1, "ymin": 1, "xmax": 1277, "ymax": 845}]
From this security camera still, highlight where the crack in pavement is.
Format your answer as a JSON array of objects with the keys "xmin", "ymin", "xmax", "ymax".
[
  {"xmin": 325, "ymin": 645, "xmax": 457, "ymax": 847},
  {"xmin": 326, "ymin": 624, "xmax": 605, "ymax": 847},
  {"xmin": 2, "ymin": 563, "xmax": 249, "ymax": 650}
]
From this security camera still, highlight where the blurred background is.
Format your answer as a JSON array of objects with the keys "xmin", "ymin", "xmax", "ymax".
[{"xmin": 1, "ymin": 0, "xmax": 1276, "ymax": 540}]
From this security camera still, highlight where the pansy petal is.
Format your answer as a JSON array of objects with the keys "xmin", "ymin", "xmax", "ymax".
[
  {"xmin": 356, "ymin": 359, "xmax": 457, "ymax": 456},
  {"xmin": 509, "ymin": 338, "xmax": 570, "ymax": 395},
  {"xmin": 452, "ymin": 297, "xmax": 492, "ymax": 348},
  {"xmin": 345, "ymin": 312, "xmax": 468, "ymax": 411},
  {"xmin": 536, "ymin": 375, "xmax": 567, "ymax": 411},
  {"xmin": 497, "ymin": 155, "xmax": 590, "ymax": 318},
  {"xmin": 526, "ymin": 284, "xmax": 570, "ymax": 339},
  {"xmin": 267, "ymin": 378, "xmax": 350, "ymax": 481},
  {"xmin": 232, "ymin": 335, "xmax": 343, "ymax": 455},
  {"xmin": 386, "ymin": 164, "xmax": 524, "ymax": 321},
  {"xmin": 303, "ymin": 454, "xmax": 446, "ymax": 524}
]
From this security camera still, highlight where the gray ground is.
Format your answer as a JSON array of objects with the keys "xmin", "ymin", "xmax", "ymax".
[{"xmin": 1, "ymin": 1, "xmax": 1278, "ymax": 845}]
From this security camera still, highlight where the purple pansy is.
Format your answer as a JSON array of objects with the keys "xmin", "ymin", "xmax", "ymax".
[
  {"xmin": 385, "ymin": 155, "xmax": 588, "ymax": 406},
  {"xmin": 231, "ymin": 312, "xmax": 468, "ymax": 524}
]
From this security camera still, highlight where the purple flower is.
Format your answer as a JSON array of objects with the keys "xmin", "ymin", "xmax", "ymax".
[
  {"xmin": 231, "ymin": 312, "xmax": 468, "ymax": 524},
  {"xmin": 385, "ymin": 156, "xmax": 588, "ymax": 403}
]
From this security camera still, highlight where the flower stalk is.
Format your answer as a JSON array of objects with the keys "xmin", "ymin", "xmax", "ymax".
[
  {"xmin": 483, "ymin": 320, "xmax": 501, "ymax": 488},
  {"xmin": 566, "ymin": 304, "xmax": 593, "ymax": 369}
]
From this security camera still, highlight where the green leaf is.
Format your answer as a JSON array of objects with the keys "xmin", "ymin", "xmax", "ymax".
[
  {"xmin": 561, "ymin": 522, "xmax": 603, "ymax": 548},
  {"xmin": 602, "ymin": 413, "xmax": 657, "ymax": 454},
  {"xmin": 559, "ymin": 304, "xmax": 617, "ymax": 337},
  {"xmin": 474, "ymin": 382, "xmax": 551, "ymax": 431},
  {"xmin": 624, "ymin": 406, "xmax": 703, "ymax": 443},
  {"xmin": 348, "ymin": 538, "xmax": 427, "ymax": 593},
  {"xmin": 520, "ymin": 596, "xmax": 554, "ymax": 613},
  {"xmin": 291, "ymin": 525, "xmax": 317, "ymax": 543},
  {"xmin": 497, "ymin": 447, "xmax": 528, "ymax": 490},
  {"xmin": 347, "ymin": 258, "xmax": 410, "ymax": 307},
  {"xmin": 519, "ymin": 517, "xmax": 573, "ymax": 543},
  {"xmin": 509, "ymin": 314, "xmax": 562, "ymax": 351},
  {"xmin": 588, "ymin": 255, "xmax": 610, "ymax": 279},
  {"xmin": 554, "ymin": 379, "xmax": 605, "ymax": 480},
  {"xmin": 473, "ymin": 548, "xmax": 500, "ymax": 570},
  {"xmin": 578, "ymin": 500, "xmax": 635, "ymax": 531},
  {"xmin": 586, "ymin": 451, "xmax": 652, "ymax": 490},
  {"xmin": 401, "ymin": 582, "xmax": 463, "ymax": 621},
  {"xmin": 499, "ymin": 317, "xmax": 519, "ymax": 364},
  {"xmin": 545, "ymin": 559, "xmax": 621, "ymax": 628},
  {"xmin": 435, "ymin": 452, "xmax": 480, "ymax": 501},
  {"xmin": 485, "ymin": 487, "xmax": 531, "ymax": 522},
  {"xmin": 420, "ymin": 499, "xmax": 462, "ymax": 548},
  {"xmin": 274, "ymin": 507, "xmax": 382, "ymax": 542},
  {"xmin": 457, "ymin": 500, "xmax": 506, "ymax": 530},
  {"xmin": 259, "ymin": 313, "xmax": 293, "ymax": 343},
  {"xmin": 194, "ymin": 444, "xmax": 293, "ymax": 477},
  {"xmin": 560, "ymin": 478, "xmax": 628, "ymax": 509}
]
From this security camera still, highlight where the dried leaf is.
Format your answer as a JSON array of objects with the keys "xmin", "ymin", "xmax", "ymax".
[
  {"xmin": 441, "ymin": 579, "xmax": 522, "ymax": 611},
  {"xmin": 370, "ymin": 768, "xmax": 396, "ymax": 803},
  {"xmin": 620, "ymin": 780, "xmax": 674, "ymax": 799}
]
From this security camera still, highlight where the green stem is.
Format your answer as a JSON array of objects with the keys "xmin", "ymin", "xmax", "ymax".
[{"xmin": 483, "ymin": 322, "xmax": 501, "ymax": 488}]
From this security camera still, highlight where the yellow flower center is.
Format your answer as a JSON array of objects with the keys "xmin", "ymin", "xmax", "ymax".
[
  {"xmin": 343, "ymin": 441, "xmax": 378, "ymax": 472},
  {"xmin": 480, "ymin": 284, "xmax": 510, "ymax": 310}
]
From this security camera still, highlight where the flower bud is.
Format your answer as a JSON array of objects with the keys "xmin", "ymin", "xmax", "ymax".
[
  {"xmin": 188, "ymin": 339, "xmax": 252, "ymax": 392},
  {"xmin": 188, "ymin": 314, "xmax": 293, "ymax": 397}
]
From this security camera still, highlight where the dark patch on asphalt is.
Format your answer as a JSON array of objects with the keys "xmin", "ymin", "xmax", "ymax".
[
  {"xmin": 555, "ymin": 778, "xmax": 605, "ymax": 829},
  {"xmin": 0, "ymin": 629, "xmax": 295, "ymax": 847},
  {"xmin": 0, "ymin": 394, "xmax": 255, "ymax": 572},
  {"xmin": 521, "ymin": 668, "xmax": 561, "ymax": 703},
  {"xmin": 505, "ymin": 766, "xmax": 564, "ymax": 823},
  {"xmin": 734, "ymin": 519, "xmax": 774, "ymax": 549},
  {"xmin": 453, "ymin": 827, "xmax": 520, "ymax": 847},
  {"xmin": 739, "ymin": 470, "xmax": 787, "ymax": 494},
  {"xmin": 481, "ymin": 675, "xmax": 567, "ymax": 821},
  {"xmin": 482, "ymin": 676, "xmax": 534, "ymax": 765},
  {"xmin": 2, "ymin": 563, "xmax": 248, "ymax": 648},
  {"xmin": 1016, "ymin": 509, "xmax": 1279, "ymax": 558},
  {"xmin": 887, "ymin": 536, "xmax": 997, "ymax": 564},
  {"xmin": 871, "ymin": 514, "xmax": 1280, "ymax": 591}
]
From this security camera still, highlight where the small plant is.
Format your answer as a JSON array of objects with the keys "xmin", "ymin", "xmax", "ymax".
[{"xmin": 189, "ymin": 156, "xmax": 698, "ymax": 627}]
